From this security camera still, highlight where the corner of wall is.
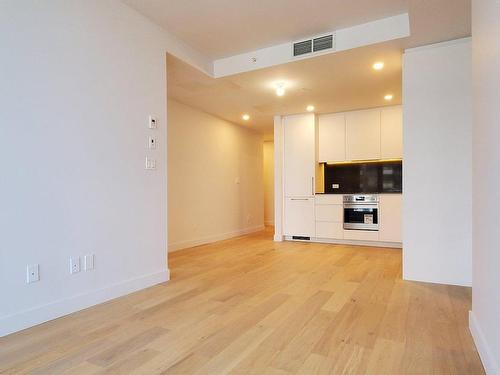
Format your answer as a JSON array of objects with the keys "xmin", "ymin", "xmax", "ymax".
[{"xmin": 469, "ymin": 311, "xmax": 499, "ymax": 375}]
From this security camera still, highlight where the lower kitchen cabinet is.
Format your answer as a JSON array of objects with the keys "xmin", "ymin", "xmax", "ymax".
[
  {"xmin": 343, "ymin": 229, "xmax": 379, "ymax": 241},
  {"xmin": 315, "ymin": 222, "xmax": 343, "ymax": 239},
  {"xmin": 284, "ymin": 197, "xmax": 315, "ymax": 237},
  {"xmin": 379, "ymin": 194, "xmax": 402, "ymax": 242}
]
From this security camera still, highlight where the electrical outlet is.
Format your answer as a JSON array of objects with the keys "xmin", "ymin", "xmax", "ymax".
[
  {"xmin": 70, "ymin": 257, "xmax": 80, "ymax": 274},
  {"xmin": 84, "ymin": 254, "xmax": 94, "ymax": 271},
  {"xmin": 26, "ymin": 264, "xmax": 40, "ymax": 283}
]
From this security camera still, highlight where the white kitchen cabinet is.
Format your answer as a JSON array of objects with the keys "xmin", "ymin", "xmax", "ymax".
[
  {"xmin": 314, "ymin": 195, "xmax": 343, "ymax": 205},
  {"xmin": 283, "ymin": 114, "xmax": 316, "ymax": 197},
  {"xmin": 381, "ymin": 106, "xmax": 403, "ymax": 159},
  {"xmin": 316, "ymin": 222, "xmax": 343, "ymax": 239},
  {"xmin": 379, "ymin": 194, "xmax": 402, "ymax": 242},
  {"xmin": 314, "ymin": 195, "xmax": 343, "ymax": 239},
  {"xmin": 315, "ymin": 204, "xmax": 343, "ymax": 222},
  {"xmin": 284, "ymin": 197, "xmax": 315, "ymax": 237},
  {"xmin": 318, "ymin": 113, "xmax": 346, "ymax": 162},
  {"xmin": 343, "ymin": 230, "xmax": 379, "ymax": 241},
  {"xmin": 345, "ymin": 109, "xmax": 381, "ymax": 160}
]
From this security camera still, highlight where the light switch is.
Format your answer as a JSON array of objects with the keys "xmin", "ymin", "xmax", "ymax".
[
  {"xmin": 148, "ymin": 115, "xmax": 157, "ymax": 129},
  {"xmin": 145, "ymin": 157, "xmax": 156, "ymax": 170},
  {"xmin": 148, "ymin": 136, "xmax": 157, "ymax": 149},
  {"xmin": 26, "ymin": 264, "xmax": 40, "ymax": 283},
  {"xmin": 84, "ymin": 254, "xmax": 94, "ymax": 271}
]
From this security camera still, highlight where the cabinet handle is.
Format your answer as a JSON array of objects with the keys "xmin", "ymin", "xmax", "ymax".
[{"xmin": 291, "ymin": 198, "xmax": 309, "ymax": 201}]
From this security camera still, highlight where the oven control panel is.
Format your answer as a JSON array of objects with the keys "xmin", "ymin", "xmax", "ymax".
[{"xmin": 343, "ymin": 194, "xmax": 379, "ymax": 203}]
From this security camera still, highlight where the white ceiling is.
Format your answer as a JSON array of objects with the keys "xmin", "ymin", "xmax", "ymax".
[
  {"xmin": 124, "ymin": 0, "xmax": 470, "ymax": 59},
  {"xmin": 168, "ymin": 41, "xmax": 403, "ymax": 140},
  {"xmin": 129, "ymin": 0, "xmax": 470, "ymax": 140}
]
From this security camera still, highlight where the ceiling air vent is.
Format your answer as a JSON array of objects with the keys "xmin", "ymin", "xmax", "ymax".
[
  {"xmin": 292, "ymin": 33, "xmax": 335, "ymax": 58},
  {"xmin": 293, "ymin": 40, "xmax": 312, "ymax": 57},
  {"xmin": 313, "ymin": 34, "xmax": 333, "ymax": 52}
]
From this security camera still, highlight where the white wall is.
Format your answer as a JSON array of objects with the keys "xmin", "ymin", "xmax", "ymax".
[
  {"xmin": 0, "ymin": 0, "xmax": 171, "ymax": 337},
  {"xmin": 403, "ymin": 39, "xmax": 472, "ymax": 286},
  {"xmin": 167, "ymin": 100, "xmax": 264, "ymax": 251},
  {"xmin": 470, "ymin": 1, "xmax": 500, "ymax": 373},
  {"xmin": 263, "ymin": 141, "xmax": 275, "ymax": 226}
]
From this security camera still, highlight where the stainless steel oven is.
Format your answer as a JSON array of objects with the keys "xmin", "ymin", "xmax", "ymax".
[{"xmin": 343, "ymin": 194, "xmax": 379, "ymax": 231}]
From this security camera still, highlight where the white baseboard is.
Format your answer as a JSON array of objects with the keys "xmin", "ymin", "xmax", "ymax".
[
  {"xmin": 168, "ymin": 225, "xmax": 265, "ymax": 252},
  {"xmin": 0, "ymin": 269, "xmax": 170, "ymax": 338},
  {"xmin": 283, "ymin": 236, "xmax": 402, "ymax": 249},
  {"xmin": 469, "ymin": 310, "xmax": 499, "ymax": 375},
  {"xmin": 402, "ymin": 272, "xmax": 472, "ymax": 287}
]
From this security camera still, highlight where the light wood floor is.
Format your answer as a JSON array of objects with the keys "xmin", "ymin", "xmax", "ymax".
[{"xmin": 0, "ymin": 229, "xmax": 484, "ymax": 374}]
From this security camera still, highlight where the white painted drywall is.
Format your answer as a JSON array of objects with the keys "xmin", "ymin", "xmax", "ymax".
[
  {"xmin": 470, "ymin": 1, "xmax": 500, "ymax": 373},
  {"xmin": 0, "ymin": 0, "xmax": 173, "ymax": 337},
  {"xmin": 167, "ymin": 100, "xmax": 264, "ymax": 251},
  {"xmin": 263, "ymin": 141, "xmax": 275, "ymax": 226},
  {"xmin": 403, "ymin": 39, "xmax": 472, "ymax": 286},
  {"xmin": 213, "ymin": 14, "xmax": 409, "ymax": 77}
]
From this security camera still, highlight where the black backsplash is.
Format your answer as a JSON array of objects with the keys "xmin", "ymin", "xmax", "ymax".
[{"xmin": 324, "ymin": 161, "xmax": 402, "ymax": 194}]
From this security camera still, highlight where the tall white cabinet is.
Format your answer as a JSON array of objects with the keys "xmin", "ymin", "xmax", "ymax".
[{"xmin": 283, "ymin": 114, "xmax": 316, "ymax": 237}]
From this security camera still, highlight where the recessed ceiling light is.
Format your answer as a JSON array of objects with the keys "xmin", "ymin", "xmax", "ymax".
[
  {"xmin": 275, "ymin": 82, "xmax": 286, "ymax": 97},
  {"xmin": 306, "ymin": 105, "xmax": 315, "ymax": 112},
  {"xmin": 384, "ymin": 94, "xmax": 393, "ymax": 101},
  {"xmin": 242, "ymin": 114, "xmax": 250, "ymax": 121},
  {"xmin": 373, "ymin": 62, "xmax": 384, "ymax": 70}
]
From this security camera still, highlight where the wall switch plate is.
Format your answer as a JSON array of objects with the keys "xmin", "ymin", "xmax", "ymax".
[
  {"xmin": 26, "ymin": 264, "xmax": 40, "ymax": 283},
  {"xmin": 84, "ymin": 254, "xmax": 94, "ymax": 271},
  {"xmin": 70, "ymin": 257, "xmax": 80, "ymax": 274},
  {"xmin": 148, "ymin": 115, "xmax": 157, "ymax": 129},
  {"xmin": 145, "ymin": 157, "xmax": 156, "ymax": 170},
  {"xmin": 148, "ymin": 136, "xmax": 157, "ymax": 149}
]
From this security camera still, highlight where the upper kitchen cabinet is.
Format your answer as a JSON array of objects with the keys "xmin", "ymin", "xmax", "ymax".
[
  {"xmin": 283, "ymin": 113, "xmax": 316, "ymax": 197},
  {"xmin": 345, "ymin": 109, "xmax": 381, "ymax": 160},
  {"xmin": 318, "ymin": 113, "xmax": 346, "ymax": 162},
  {"xmin": 381, "ymin": 106, "xmax": 403, "ymax": 159}
]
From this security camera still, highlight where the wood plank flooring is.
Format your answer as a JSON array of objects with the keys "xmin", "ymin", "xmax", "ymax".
[{"xmin": 0, "ymin": 228, "xmax": 484, "ymax": 374}]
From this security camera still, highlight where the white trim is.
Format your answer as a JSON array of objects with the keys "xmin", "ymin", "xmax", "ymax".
[
  {"xmin": 469, "ymin": 311, "xmax": 499, "ymax": 375},
  {"xmin": 168, "ymin": 225, "xmax": 265, "ymax": 252},
  {"xmin": 284, "ymin": 236, "xmax": 402, "ymax": 249},
  {"xmin": 402, "ymin": 274, "xmax": 471, "ymax": 288},
  {"xmin": 0, "ymin": 270, "xmax": 170, "ymax": 337},
  {"xmin": 404, "ymin": 37, "xmax": 472, "ymax": 54}
]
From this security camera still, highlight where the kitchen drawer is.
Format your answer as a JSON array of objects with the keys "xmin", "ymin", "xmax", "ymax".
[
  {"xmin": 343, "ymin": 229, "xmax": 379, "ymax": 241},
  {"xmin": 315, "ymin": 204, "xmax": 343, "ymax": 222},
  {"xmin": 315, "ymin": 222, "xmax": 343, "ymax": 239},
  {"xmin": 314, "ymin": 194, "xmax": 343, "ymax": 205}
]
